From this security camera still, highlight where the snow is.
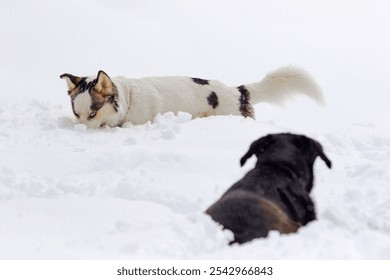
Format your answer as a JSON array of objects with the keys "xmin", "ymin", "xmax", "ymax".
[{"xmin": 1, "ymin": 0, "xmax": 390, "ymax": 259}]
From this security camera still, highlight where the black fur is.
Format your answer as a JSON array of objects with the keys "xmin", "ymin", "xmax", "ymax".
[
  {"xmin": 107, "ymin": 84, "xmax": 119, "ymax": 112},
  {"xmin": 206, "ymin": 133, "xmax": 332, "ymax": 244},
  {"xmin": 78, "ymin": 78, "xmax": 98, "ymax": 93},
  {"xmin": 207, "ymin": 92, "xmax": 219, "ymax": 109},
  {"xmin": 237, "ymin": 85, "xmax": 254, "ymax": 118},
  {"xmin": 192, "ymin": 77, "xmax": 209, "ymax": 85}
]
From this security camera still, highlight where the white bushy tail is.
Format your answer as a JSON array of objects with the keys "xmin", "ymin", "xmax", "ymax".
[{"xmin": 244, "ymin": 66, "xmax": 324, "ymax": 106}]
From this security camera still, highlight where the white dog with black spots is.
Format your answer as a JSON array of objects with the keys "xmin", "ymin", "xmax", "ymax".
[{"xmin": 60, "ymin": 66, "xmax": 323, "ymax": 128}]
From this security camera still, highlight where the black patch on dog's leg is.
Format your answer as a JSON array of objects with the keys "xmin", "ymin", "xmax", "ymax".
[
  {"xmin": 207, "ymin": 92, "xmax": 219, "ymax": 109},
  {"xmin": 192, "ymin": 77, "xmax": 209, "ymax": 85},
  {"xmin": 237, "ymin": 85, "xmax": 254, "ymax": 118}
]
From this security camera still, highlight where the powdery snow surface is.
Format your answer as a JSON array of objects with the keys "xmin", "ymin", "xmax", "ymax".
[{"xmin": 1, "ymin": 0, "xmax": 390, "ymax": 259}]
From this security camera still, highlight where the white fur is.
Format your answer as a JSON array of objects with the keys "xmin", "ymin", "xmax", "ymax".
[
  {"xmin": 245, "ymin": 66, "xmax": 324, "ymax": 105},
  {"xmin": 70, "ymin": 66, "xmax": 323, "ymax": 128},
  {"xmin": 116, "ymin": 76, "xmax": 242, "ymax": 125}
]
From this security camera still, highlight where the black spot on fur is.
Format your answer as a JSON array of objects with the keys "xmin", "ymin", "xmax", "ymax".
[
  {"xmin": 192, "ymin": 77, "xmax": 209, "ymax": 85},
  {"xmin": 78, "ymin": 78, "xmax": 97, "ymax": 93},
  {"xmin": 75, "ymin": 78, "xmax": 87, "ymax": 93},
  {"xmin": 207, "ymin": 92, "xmax": 219, "ymax": 109},
  {"xmin": 108, "ymin": 84, "xmax": 119, "ymax": 112},
  {"xmin": 237, "ymin": 85, "xmax": 254, "ymax": 118}
]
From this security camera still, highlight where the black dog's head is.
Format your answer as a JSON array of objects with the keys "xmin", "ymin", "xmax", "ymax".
[{"xmin": 240, "ymin": 133, "xmax": 332, "ymax": 191}]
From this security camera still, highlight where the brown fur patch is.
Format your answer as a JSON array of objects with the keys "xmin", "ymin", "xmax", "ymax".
[
  {"xmin": 68, "ymin": 83, "xmax": 85, "ymax": 99},
  {"xmin": 89, "ymin": 91, "xmax": 107, "ymax": 112},
  {"xmin": 258, "ymin": 198, "xmax": 300, "ymax": 234},
  {"xmin": 90, "ymin": 82, "xmax": 119, "ymax": 112},
  {"xmin": 201, "ymin": 111, "xmax": 212, "ymax": 118},
  {"xmin": 86, "ymin": 71, "xmax": 119, "ymax": 111}
]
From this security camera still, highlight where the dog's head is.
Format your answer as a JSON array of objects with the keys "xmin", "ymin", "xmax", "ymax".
[
  {"xmin": 60, "ymin": 71, "xmax": 121, "ymax": 128},
  {"xmin": 240, "ymin": 133, "xmax": 332, "ymax": 190}
]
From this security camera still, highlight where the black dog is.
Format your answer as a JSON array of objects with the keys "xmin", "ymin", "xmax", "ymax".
[{"xmin": 206, "ymin": 133, "xmax": 332, "ymax": 244}]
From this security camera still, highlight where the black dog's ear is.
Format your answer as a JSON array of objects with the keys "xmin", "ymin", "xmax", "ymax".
[
  {"xmin": 314, "ymin": 141, "xmax": 332, "ymax": 169},
  {"xmin": 240, "ymin": 150, "xmax": 253, "ymax": 167},
  {"xmin": 294, "ymin": 135, "xmax": 332, "ymax": 169},
  {"xmin": 240, "ymin": 134, "xmax": 276, "ymax": 167}
]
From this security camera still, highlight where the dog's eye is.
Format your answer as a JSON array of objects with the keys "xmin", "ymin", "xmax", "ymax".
[{"xmin": 89, "ymin": 111, "xmax": 97, "ymax": 119}]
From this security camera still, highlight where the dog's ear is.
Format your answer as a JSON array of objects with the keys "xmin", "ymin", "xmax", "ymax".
[
  {"xmin": 240, "ymin": 134, "xmax": 276, "ymax": 166},
  {"xmin": 60, "ymin": 73, "xmax": 82, "ymax": 93},
  {"xmin": 295, "ymin": 136, "xmax": 332, "ymax": 169},
  {"xmin": 94, "ymin": 70, "xmax": 113, "ymax": 95},
  {"xmin": 240, "ymin": 150, "xmax": 253, "ymax": 167},
  {"xmin": 314, "ymin": 141, "xmax": 332, "ymax": 169}
]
